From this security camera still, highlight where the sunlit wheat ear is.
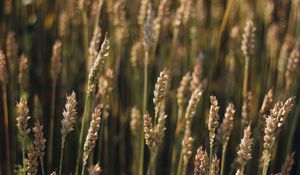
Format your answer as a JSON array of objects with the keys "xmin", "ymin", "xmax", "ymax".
[
  {"xmin": 194, "ymin": 146, "xmax": 209, "ymax": 175},
  {"xmin": 181, "ymin": 128, "xmax": 193, "ymax": 165},
  {"xmin": 242, "ymin": 91, "xmax": 252, "ymax": 126},
  {"xmin": 153, "ymin": 0, "xmax": 168, "ymax": 43},
  {"xmin": 61, "ymin": 91, "xmax": 78, "ymax": 142},
  {"xmin": 83, "ymin": 105, "xmax": 102, "ymax": 165},
  {"xmin": 190, "ymin": 60, "xmax": 203, "ymax": 92},
  {"xmin": 130, "ymin": 41, "xmax": 142, "ymax": 68},
  {"xmin": 208, "ymin": 96, "xmax": 220, "ymax": 157},
  {"xmin": 88, "ymin": 163, "xmax": 102, "ymax": 175},
  {"xmin": 88, "ymin": 26, "xmax": 102, "ymax": 69},
  {"xmin": 210, "ymin": 155, "xmax": 220, "ymax": 175},
  {"xmin": 144, "ymin": 112, "xmax": 167, "ymax": 153},
  {"xmin": 27, "ymin": 144, "xmax": 38, "ymax": 175},
  {"xmin": 50, "ymin": 171, "xmax": 57, "ymax": 175},
  {"xmin": 241, "ymin": 20, "xmax": 256, "ymax": 58},
  {"xmin": 16, "ymin": 97, "xmax": 31, "ymax": 137},
  {"xmin": 277, "ymin": 152, "xmax": 295, "ymax": 175},
  {"xmin": 58, "ymin": 11, "xmax": 68, "ymax": 38},
  {"xmin": 138, "ymin": 0, "xmax": 150, "ymax": 26},
  {"xmin": 219, "ymin": 103, "xmax": 235, "ymax": 148},
  {"xmin": 50, "ymin": 41, "xmax": 62, "ymax": 82},
  {"xmin": 285, "ymin": 46, "xmax": 300, "ymax": 90},
  {"xmin": 0, "ymin": 50, "xmax": 8, "ymax": 86},
  {"xmin": 236, "ymin": 125, "xmax": 253, "ymax": 172},
  {"xmin": 143, "ymin": 5, "xmax": 154, "ymax": 53},
  {"xmin": 87, "ymin": 35, "xmax": 110, "ymax": 94},
  {"xmin": 33, "ymin": 122, "xmax": 46, "ymax": 159},
  {"xmin": 184, "ymin": 87, "xmax": 202, "ymax": 128},
  {"xmin": 18, "ymin": 54, "xmax": 29, "ymax": 92},
  {"xmin": 235, "ymin": 169, "xmax": 243, "ymax": 175},
  {"xmin": 153, "ymin": 68, "xmax": 169, "ymax": 116},
  {"xmin": 130, "ymin": 106, "xmax": 141, "ymax": 135},
  {"xmin": 177, "ymin": 72, "xmax": 191, "ymax": 108},
  {"xmin": 260, "ymin": 89, "xmax": 273, "ymax": 115}
]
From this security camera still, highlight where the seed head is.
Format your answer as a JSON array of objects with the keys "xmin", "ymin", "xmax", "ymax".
[
  {"xmin": 260, "ymin": 89, "xmax": 274, "ymax": 114},
  {"xmin": 153, "ymin": 68, "xmax": 169, "ymax": 115},
  {"xmin": 130, "ymin": 106, "xmax": 141, "ymax": 135},
  {"xmin": 219, "ymin": 103, "xmax": 235, "ymax": 147},
  {"xmin": 0, "ymin": 50, "xmax": 8, "ymax": 86},
  {"xmin": 50, "ymin": 41, "xmax": 62, "ymax": 81},
  {"xmin": 194, "ymin": 146, "xmax": 209, "ymax": 175},
  {"xmin": 88, "ymin": 36, "xmax": 110, "ymax": 94},
  {"xmin": 83, "ymin": 105, "xmax": 102, "ymax": 164},
  {"xmin": 143, "ymin": 6, "xmax": 154, "ymax": 52},
  {"xmin": 241, "ymin": 20, "xmax": 256, "ymax": 58},
  {"xmin": 237, "ymin": 125, "xmax": 253, "ymax": 169},
  {"xmin": 27, "ymin": 144, "xmax": 38, "ymax": 175},
  {"xmin": 16, "ymin": 97, "xmax": 31, "ymax": 137},
  {"xmin": 242, "ymin": 91, "xmax": 253, "ymax": 126},
  {"xmin": 33, "ymin": 122, "xmax": 46, "ymax": 158},
  {"xmin": 177, "ymin": 72, "xmax": 191, "ymax": 107},
  {"xmin": 61, "ymin": 92, "xmax": 78, "ymax": 139},
  {"xmin": 182, "ymin": 128, "xmax": 194, "ymax": 164},
  {"xmin": 208, "ymin": 96, "xmax": 220, "ymax": 150},
  {"xmin": 184, "ymin": 87, "xmax": 202, "ymax": 127},
  {"xmin": 18, "ymin": 54, "xmax": 29, "ymax": 92}
]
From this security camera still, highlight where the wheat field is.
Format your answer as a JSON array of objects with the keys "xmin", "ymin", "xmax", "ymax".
[{"xmin": 0, "ymin": 0, "xmax": 300, "ymax": 175}]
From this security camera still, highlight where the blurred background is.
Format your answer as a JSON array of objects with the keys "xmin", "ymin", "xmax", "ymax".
[{"xmin": 0, "ymin": 0, "xmax": 300, "ymax": 174}]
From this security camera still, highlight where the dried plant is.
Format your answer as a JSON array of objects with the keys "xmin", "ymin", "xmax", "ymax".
[
  {"xmin": 27, "ymin": 144, "xmax": 38, "ymax": 175},
  {"xmin": 33, "ymin": 122, "xmax": 46, "ymax": 175},
  {"xmin": 260, "ymin": 89, "xmax": 274, "ymax": 115},
  {"xmin": 153, "ymin": 68, "xmax": 169, "ymax": 116},
  {"xmin": 88, "ymin": 163, "xmax": 102, "ymax": 175},
  {"xmin": 130, "ymin": 106, "xmax": 141, "ymax": 135},
  {"xmin": 50, "ymin": 41, "xmax": 62, "ymax": 82},
  {"xmin": 87, "ymin": 36, "xmax": 110, "ymax": 94},
  {"xmin": 208, "ymin": 96, "xmax": 220, "ymax": 160},
  {"xmin": 236, "ymin": 125, "xmax": 253, "ymax": 172},
  {"xmin": 194, "ymin": 147, "xmax": 209, "ymax": 175},
  {"xmin": 18, "ymin": 54, "xmax": 29, "ymax": 93},
  {"xmin": 0, "ymin": 50, "xmax": 8, "ymax": 86},
  {"xmin": 242, "ymin": 91, "xmax": 253, "ymax": 126},
  {"xmin": 83, "ymin": 105, "xmax": 102, "ymax": 165},
  {"xmin": 184, "ymin": 87, "xmax": 202, "ymax": 128}
]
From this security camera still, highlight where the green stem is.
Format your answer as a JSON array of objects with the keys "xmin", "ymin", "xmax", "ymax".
[
  {"xmin": 47, "ymin": 80, "xmax": 56, "ymax": 170},
  {"xmin": 76, "ymin": 94, "xmax": 91, "ymax": 175},
  {"xmin": 22, "ymin": 138, "xmax": 25, "ymax": 175},
  {"xmin": 262, "ymin": 162, "xmax": 268, "ymax": 175},
  {"xmin": 171, "ymin": 106, "xmax": 183, "ymax": 175},
  {"xmin": 40, "ymin": 158, "xmax": 45, "ymax": 175},
  {"xmin": 81, "ymin": 163, "xmax": 86, "ymax": 175},
  {"xmin": 177, "ymin": 151, "xmax": 183, "ymax": 175},
  {"xmin": 147, "ymin": 152, "xmax": 157, "ymax": 175},
  {"xmin": 59, "ymin": 137, "xmax": 65, "ymax": 175},
  {"xmin": 243, "ymin": 56, "xmax": 250, "ymax": 97},
  {"xmin": 139, "ymin": 51, "xmax": 149, "ymax": 175},
  {"xmin": 220, "ymin": 146, "xmax": 227, "ymax": 175}
]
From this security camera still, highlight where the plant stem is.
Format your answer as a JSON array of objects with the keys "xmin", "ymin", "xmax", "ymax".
[
  {"xmin": 47, "ymin": 80, "xmax": 56, "ymax": 170},
  {"xmin": 2, "ymin": 86, "xmax": 11, "ymax": 174},
  {"xmin": 171, "ymin": 106, "xmax": 183, "ymax": 175},
  {"xmin": 22, "ymin": 138, "xmax": 26, "ymax": 175},
  {"xmin": 76, "ymin": 94, "xmax": 91, "ymax": 175},
  {"xmin": 243, "ymin": 56, "xmax": 250, "ymax": 97},
  {"xmin": 177, "ymin": 150, "xmax": 183, "ymax": 175},
  {"xmin": 209, "ymin": 144, "xmax": 213, "ymax": 164},
  {"xmin": 220, "ymin": 145, "xmax": 227, "ymax": 175},
  {"xmin": 59, "ymin": 137, "xmax": 65, "ymax": 175},
  {"xmin": 139, "ymin": 51, "xmax": 149, "ymax": 175},
  {"xmin": 40, "ymin": 158, "xmax": 45, "ymax": 175},
  {"xmin": 81, "ymin": 163, "xmax": 86, "ymax": 175},
  {"xmin": 262, "ymin": 162, "xmax": 268, "ymax": 175},
  {"xmin": 147, "ymin": 152, "xmax": 157, "ymax": 175}
]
